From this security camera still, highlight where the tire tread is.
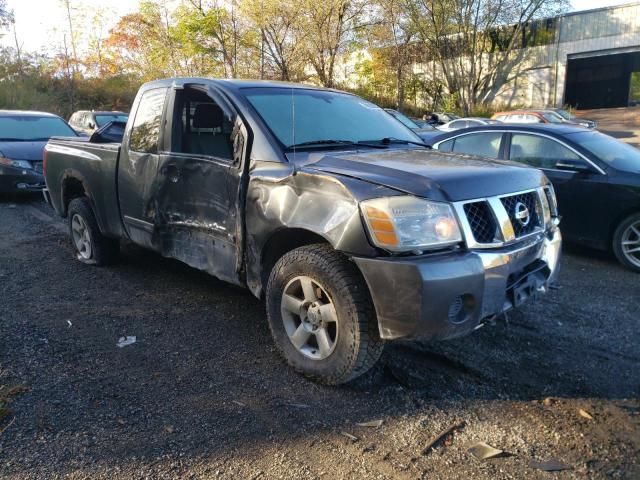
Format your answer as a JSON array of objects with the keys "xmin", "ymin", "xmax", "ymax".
[{"xmin": 266, "ymin": 244, "xmax": 384, "ymax": 384}]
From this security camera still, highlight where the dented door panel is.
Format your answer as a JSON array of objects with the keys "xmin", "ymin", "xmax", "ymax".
[{"xmin": 149, "ymin": 153, "xmax": 241, "ymax": 285}]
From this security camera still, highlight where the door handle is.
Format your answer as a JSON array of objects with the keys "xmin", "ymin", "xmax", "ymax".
[{"xmin": 161, "ymin": 164, "xmax": 181, "ymax": 183}]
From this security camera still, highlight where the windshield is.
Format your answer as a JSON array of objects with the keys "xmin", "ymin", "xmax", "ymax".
[
  {"xmin": 244, "ymin": 88, "xmax": 419, "ymax": 149},
  {"xmin": 0, "ymin": 115, "xmax": 77, "ymax": 141},
  {"xmin": 569, "ymin": 131, "xmax": 640, "ymax": 172},
  {"xmin": 541, "ymin": 112, "xmax": 564, "ymax": 123},
  {"xmin": 95, "ymin": 114, "xmax": 128, "ymax": 127},
  {"xmin": 387, "ymin": 110, "xmax": 419, "ymax": 129},
  {"xmin": 554, "ymin": 109, "xmax": 573, "ymax": 120}
]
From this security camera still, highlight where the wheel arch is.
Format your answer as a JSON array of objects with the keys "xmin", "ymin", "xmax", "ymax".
[
  {"xmin": 257, "ymin": 227, "xmax": 331, "ymax": 298},
  {"xmin": 60, "ymin": 170, "xmax": 92, "ymax": 217}
]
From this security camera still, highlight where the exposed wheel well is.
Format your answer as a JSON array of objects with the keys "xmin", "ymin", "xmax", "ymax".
[
  {"xmin": 62, "ymin": 177, "xmax": 87, "ymax": 216},
  {"xmin": 260, "ymin": 228, "xmax": 330, "ymax": 293}
]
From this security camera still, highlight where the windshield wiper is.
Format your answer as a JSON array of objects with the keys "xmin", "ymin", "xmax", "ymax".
[
  {"xmin": 285, "ymin": 139, "xmax": 387, "ymax": 150},
  {"xmin": 376, "ymin": 137, "xmax": 432, "ymax": 149}
]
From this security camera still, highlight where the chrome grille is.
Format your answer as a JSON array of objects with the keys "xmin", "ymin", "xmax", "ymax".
[
  {"xmin": 500, "ymin": 192, "xmax": 541, "ymax": 237},
  {"xmin": 455, "ymin": 187, "xmax": 550, "ymax": 249},
  {"xmin": 463, "ymin": 201, "xmax": 498, "ymax": 243}
]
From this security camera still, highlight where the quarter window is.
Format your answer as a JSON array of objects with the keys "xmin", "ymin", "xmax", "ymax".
[
  {"xmin": 437, "ymin": 139, "xmax": 454, "ymax": 151},
  {"xmin": 130, "ymin": 88, "xmax": 168, "ymax": 153},
  {"xmin": 509, "ymin": 134, "xmax": 582, "ymax": 169},
  {"xmin": 451, "ymin": 132, "xmax": 503, "ymax": 159}
]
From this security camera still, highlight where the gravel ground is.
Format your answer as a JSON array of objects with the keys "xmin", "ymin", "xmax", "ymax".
[{"xmin": 0, "ymin": 195, "xmax": 638, "ymax": 479}]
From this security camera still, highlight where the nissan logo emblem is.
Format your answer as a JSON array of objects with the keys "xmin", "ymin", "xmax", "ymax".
[{"xmin": 514, "ymin": 202, "xmax": 530, "ymax": 226}]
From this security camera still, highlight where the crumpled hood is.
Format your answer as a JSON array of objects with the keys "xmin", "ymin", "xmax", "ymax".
[
  {"xmin": 0, "ymin": 141, "xmax": 47, "ymax": 161},
  {"xmin": 298, "ymin": 148, "xmax": 546, "ymax": 202}
]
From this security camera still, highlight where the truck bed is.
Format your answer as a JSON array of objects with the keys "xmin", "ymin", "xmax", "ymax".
[{"xmin": 44, "ymin": 138, "xmax": 124, "ymax": 238}]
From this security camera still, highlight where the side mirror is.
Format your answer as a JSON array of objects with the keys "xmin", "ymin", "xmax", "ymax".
[
  {"xmin": 555, "ymin": 159, "xmax": 594, "ymax": 173},
  {"xmin": 88, "ymin": 122, "xmax": 95, "ymax": 129}
]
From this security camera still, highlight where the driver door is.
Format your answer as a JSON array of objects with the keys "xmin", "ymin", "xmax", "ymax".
[{"xmin": 150, "ymin": 84, "xmax": 249, "ymax": 285}]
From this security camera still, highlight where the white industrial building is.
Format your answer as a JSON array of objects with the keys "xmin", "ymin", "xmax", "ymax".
[{"xmin": 486, "ymin": 2, "xmax": 640, "ymax": 109}]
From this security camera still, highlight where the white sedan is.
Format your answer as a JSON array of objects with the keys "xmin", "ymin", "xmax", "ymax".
[{"xmin": 437, "ymin": 117, "xmax": 501, "ymax": 132}]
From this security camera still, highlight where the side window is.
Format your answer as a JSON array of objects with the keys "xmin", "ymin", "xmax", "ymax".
[
  {"xmin": 451, "ymin": 132, "xmax": 503, "ymax": 159},
  {"xmin": 437, "ymin": 139, "xmax": 454, "ymax": 151},
  {"xmin": 130, "ymin": 88, "xmax": 168, "ymax": 153},
  {"xmin": 449, "ymin": 120, "xmax": 465, "ymax": 129},
  {"xmin": 509, "ymin": 134, "xmax": 582, "ymax": 169},
  {"xmin": 171, "ymin": 88, "xmax": 233, "ymax": 161},
  {"xmin": 524, "ymin": 114, "xmax": 542, "ymax": 123}
]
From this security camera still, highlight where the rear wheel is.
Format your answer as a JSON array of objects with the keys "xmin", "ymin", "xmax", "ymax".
[
  {"xmin": 613, "ymin": 213, "xmax": 640, "ymax": 272},
  {"xmin": 265, "ymin": 244, "xmax": 384, "ymax": 384},
  {"xmin": 67, "ymin": 197, "xmax": 119, "ymax": 265}
]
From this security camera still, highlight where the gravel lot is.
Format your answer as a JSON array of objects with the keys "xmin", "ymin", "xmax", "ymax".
[{"xmin": 0, "ymin": 195, "xmax": 638, "ymax": 479}]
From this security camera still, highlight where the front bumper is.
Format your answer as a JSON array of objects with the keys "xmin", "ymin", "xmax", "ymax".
[
  {"xmin": 0, "ymin": 165, "xmax": 46, "ymax": 193},
  {"xmin": 354, "ymin": 228, "xmax": 561, "ymax": 341}
]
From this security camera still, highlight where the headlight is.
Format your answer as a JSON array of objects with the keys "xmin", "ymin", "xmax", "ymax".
[
  {"xmin": 0, "ymin": 156, "xmax": 33, "ymax": 169},
  {"xmin": 361, "ymin": 196, "xmax": 462, "ymax": 252}
]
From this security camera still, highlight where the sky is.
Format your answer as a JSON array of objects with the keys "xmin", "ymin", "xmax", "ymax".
[{"xmin": 0, "ymin": 0, "xmax": 637, "ymax": 53}]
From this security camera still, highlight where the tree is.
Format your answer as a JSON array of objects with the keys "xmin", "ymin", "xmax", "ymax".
[
  {"xmin": 241, "ymin": 0, "xmax": 306, "ymax": 81},
  {"xmin": 299, "ymin": 0, "xmax": 367, "ymax": 88},
  {"xmin": 174, "ymin": 0, "xmax": 251, "ymax": 79},
  {"xmin": 103, "ymin": 1, "xmax": 188, "ymax": 80},
  {"xmin": 365, "ymin": 0, "xmax": 415, "ymax": 110},
  {"xmin": 406, "ymin": 0, "xmax": 568, "ymax": 114},
  {"xmin": 0, "ymin": 0, "xmax": 11, "ymax": 31}
]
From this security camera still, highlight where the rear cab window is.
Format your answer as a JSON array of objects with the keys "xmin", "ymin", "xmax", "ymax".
[{"xmin": 129, "ymin": 88, "xmax": 168, "ymax": 153}]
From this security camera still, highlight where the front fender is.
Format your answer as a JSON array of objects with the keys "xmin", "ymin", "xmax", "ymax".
[{"xmin": 244, "ymin": 161, "xmax": 396, "ymax": 297}]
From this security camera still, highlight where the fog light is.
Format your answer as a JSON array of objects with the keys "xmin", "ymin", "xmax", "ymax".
[
  {"xmin": 448, "ymin": 296, "xmax": 463, "ymax": 321},
  {"xmin": 448, "ymin": 294, "xmax": 475, "ymax": 324}
]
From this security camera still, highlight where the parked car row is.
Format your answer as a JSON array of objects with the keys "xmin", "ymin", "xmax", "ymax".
[{"xmin": 0, "ymin": 109, "xmax": 127, "ymax": 194}]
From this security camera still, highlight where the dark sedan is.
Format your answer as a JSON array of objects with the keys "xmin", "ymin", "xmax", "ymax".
[
  {"xmin": 0, "ymin": 111, "xmax": 78, "ymax": 193},
  {"xmin": 429, "ymin": 124, "xmax": 640, "ymax": 271}
]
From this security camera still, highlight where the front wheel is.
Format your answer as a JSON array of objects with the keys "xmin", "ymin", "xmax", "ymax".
[
  {"xmin": 265, "ymin": 244, "xmax": 384, "ymax": 384},
  {"xmin": 613, "ymin": 213, "xmax": 640, "ymax": 272}
]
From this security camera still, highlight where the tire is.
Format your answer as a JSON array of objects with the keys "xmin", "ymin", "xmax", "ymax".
[
  {"xmin": 67, "ymin": 197, "xmax": 119, "ymax": 266},
  {"xmin": 612, "ymin": 213, "xmax": 640, "ymax": 272},
  {"xmin": 265, "ymin": 244, "xmax": 384, "ymax": 385}
]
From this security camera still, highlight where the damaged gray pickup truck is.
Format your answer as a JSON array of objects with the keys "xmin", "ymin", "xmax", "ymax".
[{"xmin": 43, "ymin": 78, "xmax": 561, "ymax": 384}]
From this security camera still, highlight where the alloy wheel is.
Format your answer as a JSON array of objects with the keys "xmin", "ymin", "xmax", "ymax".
[
  {"xmin": 280, "ymin": 275, "xmax": 339, "ymax": 360},
  {"xmin": 71, "ymin": 214, "xmax": 92, "ymax": 260},
  {"xmin": 621, "ymin": 220, "xmax": 640, "ymax": 269}
]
